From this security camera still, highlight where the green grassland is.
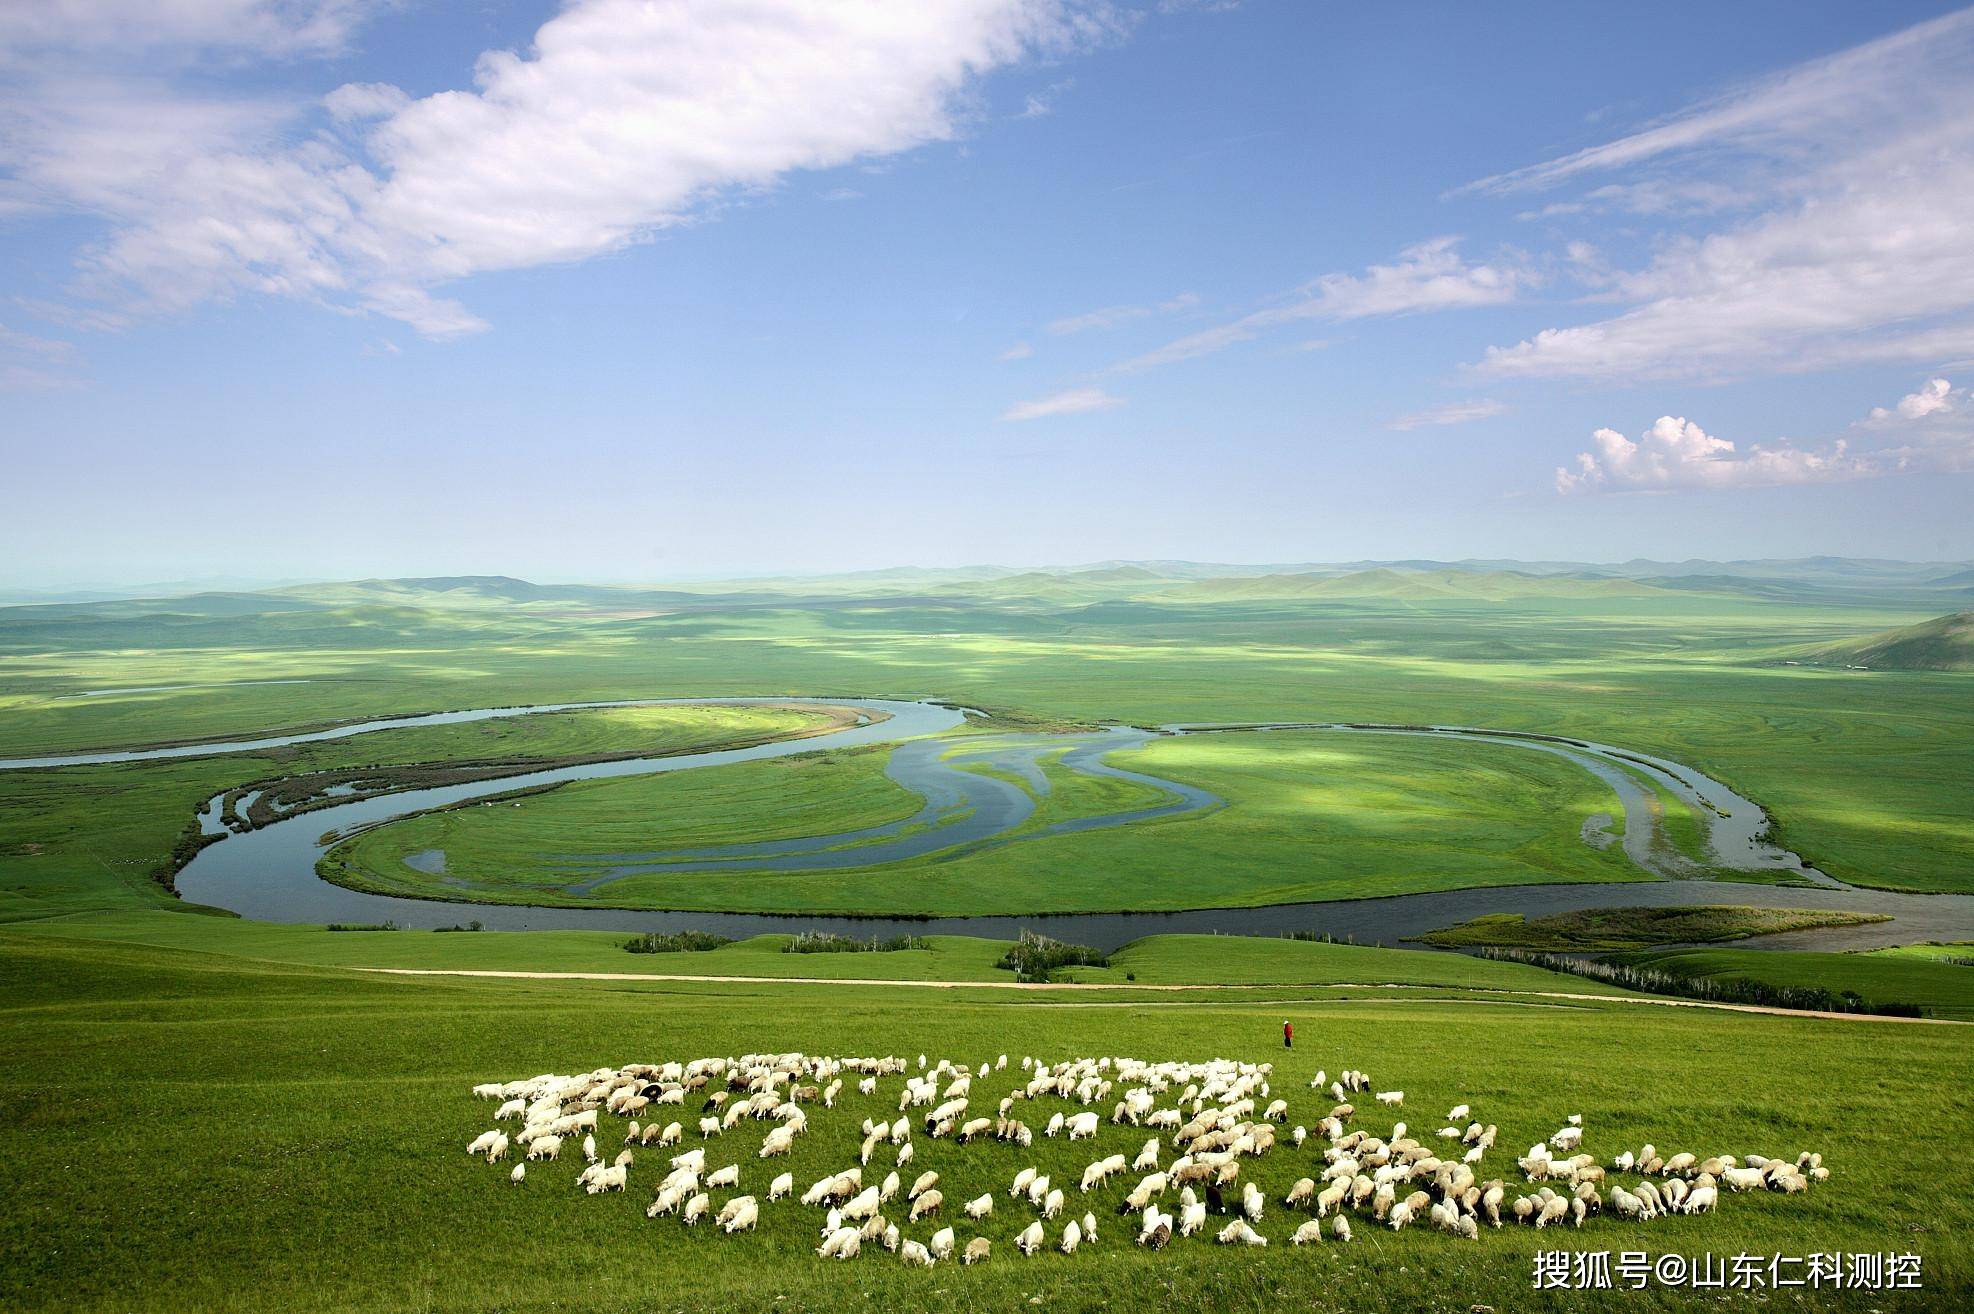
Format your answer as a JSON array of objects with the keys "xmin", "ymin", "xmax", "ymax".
[
  {"xmin": 2, "ymin": 930, "xmax": 1969, "ymax": 1314},
  {"xmin": 3, "ymin": 584, "xmax": 1968, "ymax": 899},
  {"xmin": 3, "ymin": 576, "xmax": 1973, "ymax": 1311},
  {"xmin": 1419, "ymin": 906, "xmax": 1892, "ymax": 951},
  {"xmin": 1609, "ymin": 947, "xmax": 1974, "ymax": 1020},
  {"xmin": 0, "ymin": 702, "xmax": 843, "ymax": 922},
  {"xmin": 322, "ymin": 728, "xmax": 1652, "ymax": 914},
  {"xmin": 1867, "ymin": 941, "xmax": 1974, "ymax": 963}
]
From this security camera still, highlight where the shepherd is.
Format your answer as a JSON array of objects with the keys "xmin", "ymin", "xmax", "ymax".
[{"xmin": 1282, "ymin": 1019, "xmax": 1293, "ymax": 1049}]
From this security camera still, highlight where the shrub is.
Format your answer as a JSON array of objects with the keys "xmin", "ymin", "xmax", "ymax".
[
  {"xmin": 1478, "ymin": 948, "xmax": 1924, "ymax": 1017},
  {"xmin": 781, "ymin": 931, "xmax": 929, "ymax": 954},
  {"xmin": 996, "ymin": 930, "xmax": 1108, "ymax": 982},
  {"xmin": 623, "ymin": 930, "xmax": 734, "ymax": 954},
  {"xmin": 326, "ymin": 921, "xmax": 399, "ymax": 932},
  {"xmin": 434, "ymin": 920, "xmax": 484, "ymax": 933}
]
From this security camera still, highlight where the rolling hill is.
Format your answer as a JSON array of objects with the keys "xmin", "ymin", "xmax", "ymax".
[
  {"xmin": 1803, "ymin": 612, "xmax": 1974, "ymax": 671},
  {"xmin": 1156, "ymin": 567, "xmax": 1673, "ymax": 602}
]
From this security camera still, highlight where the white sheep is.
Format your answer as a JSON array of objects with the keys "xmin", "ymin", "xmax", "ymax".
[
  {"xmin": 1016, "ymin": 1221, "xmax": 1045, "ymax": 1255},
  {"xmin": 768, "ymin": 1171, "xmax": 793, "ymax": 1201},
  {"xmin": 929, "ymin": 1226, "xmax": 955, "ymax": 1260},
  {"xmin": 1060, "ymin": 1219, "xmax": 1083, "ymax": 1254},
  {"xmin": 963, "ymin": 1237, "xmax": 990, "ymax": 1265},
  {"xmin": 705, "ymin": 1164, "xmax": 739, "ymax": 1190},
  {"xmin": 1292, "ymin": 1218, "xmax": 1324, "ymax": 1245},
  {"xmin": 1217, "ymin": 1219, "xmax": 1266, "ymax": 1247}
]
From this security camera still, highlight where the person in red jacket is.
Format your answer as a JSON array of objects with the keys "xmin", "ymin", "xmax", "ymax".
[{"xmin": 1282, "ymin": 1019, "xmax": 1293, "ymax": 1049}]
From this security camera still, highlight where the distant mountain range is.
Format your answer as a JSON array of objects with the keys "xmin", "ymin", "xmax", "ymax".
[{"xmin": 5, "ymin": 557, "xmax": 1972, "ymax": 614}]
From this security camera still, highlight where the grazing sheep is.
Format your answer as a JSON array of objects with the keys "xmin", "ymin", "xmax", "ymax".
[
  {"xmin": 900, "ymin": 1239, "xmax": 934, "ymax": 1268},
  {"xmin": 963, "ymin": 1192, "xmax": 993, "ymax": 1219},
  {"xmin": 1066, "ymin": 1112, "xmax": 1100, "ymax": 1141},
  {"xmin": 1042, "ymin": 1188, "xmax": 1064, "ymax": 1220},
  {"xmin": 768, "ymin": 1172, "xmax": 794, "ymax": 1201},
  {"xmin": 1292, "ymin": 1218, "xmax": 1324, "ymax": 1245},
  {"xmin": 1332, "ymin": 1216, "xmax": 1352, "ymax": 1243},
  {"xmin": 1011, "ymin": 1167, "xmax": 1037, "ymax": 1198},
  {"xmin": 681, "ymin": 1193, "xmax": 710, "ymax": 1226},
  {"xmin": 817, "ymin": 1227, "xmax": 861, "ymax": 1260},
  {"xmin": 909, "ymin": 1171, "xmax": 939, "ymax": 1200},
  {"xmin": 1027, "ymin": 1175, "xmax": 1053, "ymax": 1209},
  {"xmin": 963, "ymin": 1237, "xmax": 991, "ymax": 1265},
  {"xmin": 1683, "ymin": 1185, "xmax": 1718, "ymax": 1214},
  {"xmin": 526, "ymin": 1135, "xmax": 562, "ymax": 1162},
  {"xmin": 1178, "ymin": 1201, "xmax": 1207, "ymax": 1236},
  {"xmin": 509, "ymin": 1164, "xmax": 525, "ymax": 1185},
  {"xmin": 1060, "ymin": 1220, "xmax": 1083, "ymax": 1254},
  {"xmin": 1375, "ymin": 1091, "xmax": 1404, "ymax": 1107},
  {"xmin": 1285, "ymin": 1177, "xmax": 1316, "ymax": 1207},
  {"xmin": 706, "ymin": 1164, "xmax": 740, "ymax": 1190},
  {"xmin": 1217, "ymin": 1219, "xmax": 1266, "ymax": 1247},
  {"xmin": 910, "ymin": 1189, "xmax": 944, "ymax": 1222},
  {"xmin": 1016, "ymin": 1221, "xmax": 1045, "ymax": 1256}
]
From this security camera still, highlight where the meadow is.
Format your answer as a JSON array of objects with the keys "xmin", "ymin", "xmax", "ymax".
[
  {"xmin": 3, "ymin": 930, "xmax": 1969, "ymax": 1314},
  {"xmin": 1, "ymin": 571, "xmax": 1971, "ymax": 1311},
  {"xmin": 324, "ymin": 728, "xmax": 1655, "ymax": 913}
]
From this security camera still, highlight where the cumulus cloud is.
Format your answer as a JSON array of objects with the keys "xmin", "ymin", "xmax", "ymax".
[
  {"xmin": 999, "ymin": 385, "xmax": 1122, "ymax": 421},
  {"xmin": 1866, "ymin": 377, "xmax": 1958, "ymax": 424},
  {"xmin": 3, "ymin": 0, "xmax": 1120, "ymax": 336},
  {"xmin": 1554, "ymin": 409, "xmax": 1974, "ymax": 494},
  {"xmin": 1119, "ymin": 238, "xmax": 1524, "ymax": 372},
  {"xmin": 1471, "ymin": 9, "xmax": 1974, "ymax": 382},
  {"xmin": 1386, "ymin": 398, "xmax": 1507, "ymax": 431}
]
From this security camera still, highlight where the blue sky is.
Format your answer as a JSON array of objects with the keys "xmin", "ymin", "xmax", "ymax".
[{"xmin": 3, "ymin": 0, "xmax": 1973, "ymax": 587}]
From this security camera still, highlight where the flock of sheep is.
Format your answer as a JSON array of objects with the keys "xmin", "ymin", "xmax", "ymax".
[{"xmin": 461, "ymin": 1050, "xmax": 1828, "ymax": 1265}]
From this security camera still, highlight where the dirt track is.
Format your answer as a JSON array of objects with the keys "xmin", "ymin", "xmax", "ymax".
[{"xmin": 354, "ymin": 967, "xmax": 1967, "ymax": 1024}]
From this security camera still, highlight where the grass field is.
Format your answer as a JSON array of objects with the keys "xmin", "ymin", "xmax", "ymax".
[
  {"xmin": 2, "ymin": 575, "xmax": 1972, "ymax": 1311},
  {"xmin": 4, "ymin": 588, "xmax": 1968, "ymax": 897},
  {"xmin": 323, "ymin": 728, "xmax": 1653, "ymax": 914},
  {"xmin": 0, "ymin": 703, "xmax": 843, "ymax": 922},
  {"xmin": 3, "ymin": 930, "xmax": 1969, "ymax": 1314},
  {"xmin": 1419, "ymin": 907, "xmax": 1892, "ymax": 951},
  {"xmin": 1608, "ymin": 947, "xmax": 1974, "ymax": 1020}
]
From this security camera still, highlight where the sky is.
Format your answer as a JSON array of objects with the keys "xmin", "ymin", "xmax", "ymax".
[{"xmin": 3, "ymin": 0, "xmax": 1974, "ymax": 588}]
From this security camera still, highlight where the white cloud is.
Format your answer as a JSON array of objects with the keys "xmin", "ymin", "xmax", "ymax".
[
  {"xmin": 1044, "ymin": 290, "xmax": 1196, "ymax": 336},
  {"xmin": 1866, "ymin": 377, "xmax": 1957, "ymax": 424},
  {"xmin": 4, "ymin": 0, "xmax": 1119, "ymax": 337},
  {"xmin": 1471, "ymin": 10, "xmax": 1974, "ymax": 382},
  {"xmin": 999, "ymin": 340, "xmax": 1034, "ymax": 361},
  {"xmin": 1555, "ymin": 411, "xmax": 1974, "ymax": 494},
  {"xmin": 1047, "ymin": 304, "xmax": 1152, "ymax": 335},
  {"xmin": 1387, "ymin": 398, "xmax": 1507, "ymax": 431},
  {"xmin": 1120, "ymin": 238, "xmax": 1524, "ymax": 372},
  {"xmin": 999, "ymin": 385, "xmax": 1122, "ymax": 421},
  {"xmin": 0, "ymin": 321, "xmax": 81, "ymax": 389},
  {"xmin": 0, "ymin": 0, "xmax": 384, "ymax": 62}
]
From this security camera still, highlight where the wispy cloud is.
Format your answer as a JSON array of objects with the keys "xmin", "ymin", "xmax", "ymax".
[
  {"xmin": 3, "ymin": 1, "xmax": 1125, "ymax": 338},
  {"xmin": 0, "ymin": 322, "xmax": 82, "ymax": 390},
  {"xmin": 1000, "ymin": 385, "xmax": 1123, "ymax": 421},
  {"xmin": 1387, "ymin": 398, "xmax": 1507, "ymax": 431},
  {"xmin": 999, "ymin": 340, "xmax": 1035, "ymax": 361},
  {"xmin": 1118, "ymin": 238, "xmax": 1524, "ymax": 372},
  {"xmin": 1044, "ymin": 290, "xmax": 1197, "ymax": 336},
  {"xmin": 1472, "ymin": 9, "xmax": 1974, "ymax": 382}
]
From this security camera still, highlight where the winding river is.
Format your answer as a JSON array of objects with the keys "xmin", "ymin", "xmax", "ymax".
[{"xmin": 6, "ymin": 696, "xmax": 1970, "ymax": 951}]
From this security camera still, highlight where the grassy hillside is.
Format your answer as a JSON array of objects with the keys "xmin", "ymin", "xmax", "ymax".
[
  {"xmin": 1803, "ymin": 611, "xmax": 1974, "ymax": 671},
  {"xmin": 1609, "ymin": 946, "xmax": 1974, "ymax": 1019},
  {"xmin": 2, "ymin": 930, "xmax": 1968, "ymax": 1314}
]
